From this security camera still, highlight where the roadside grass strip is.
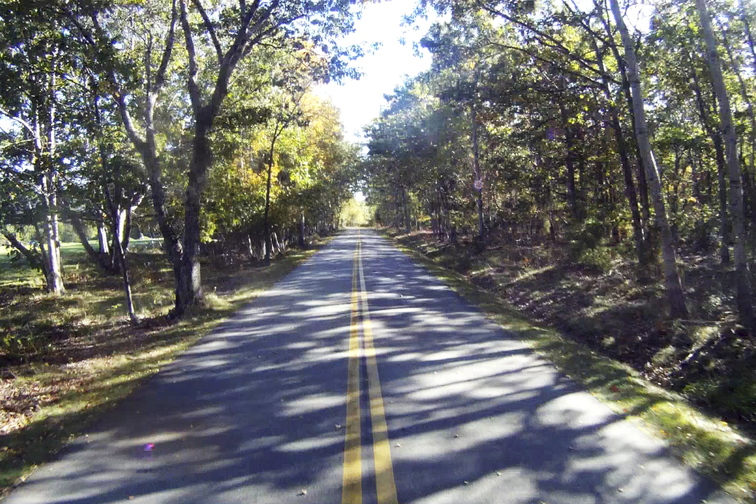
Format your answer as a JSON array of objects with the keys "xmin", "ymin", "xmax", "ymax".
[{"xmin": 382, "ymin": 229, "xmax": 756, "ymax": 504}]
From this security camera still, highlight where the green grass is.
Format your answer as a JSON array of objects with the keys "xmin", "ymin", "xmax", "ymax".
[
  {"xmin": 0, "ymin": 236, "xmax": 332, "ymax": 496},
  {"xmin": 382, "ymin": 229, "xmax": 756, "ymax": 503}
]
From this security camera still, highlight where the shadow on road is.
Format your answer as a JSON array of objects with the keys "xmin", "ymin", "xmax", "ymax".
[{"xmin": 4, "ymin": 229, "xmax": 732, "ymax": 504}]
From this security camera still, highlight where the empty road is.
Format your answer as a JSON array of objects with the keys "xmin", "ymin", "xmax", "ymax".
[{"xmin": 3, "ymin": 229, "xmax": 734, "ymax": 504}]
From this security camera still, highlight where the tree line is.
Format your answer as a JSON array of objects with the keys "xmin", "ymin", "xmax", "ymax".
[
  {"xmin": 364, "ymin": 0, "xmax": 756, "ymax": 329},
  {"xmin": 0, "ymin": 0, "xmax": 361, "ymax": 320}
]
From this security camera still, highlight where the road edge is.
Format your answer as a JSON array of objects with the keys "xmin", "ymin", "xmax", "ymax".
[{"xmin": 376, "ymin": 228, "xmax": 755, "ymax": 504}]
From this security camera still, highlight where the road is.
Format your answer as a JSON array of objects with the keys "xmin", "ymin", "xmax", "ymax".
[{"xmin": 3, "ymin": 229, "xmax": 735, "ymax": 504}]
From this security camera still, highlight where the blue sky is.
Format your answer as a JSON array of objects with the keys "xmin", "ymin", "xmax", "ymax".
[{"xmin": 316, "ymin": 1, "xmax": 436, "ymax": 144}]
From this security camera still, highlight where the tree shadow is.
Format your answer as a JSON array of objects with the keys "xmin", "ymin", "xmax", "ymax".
[{"xmin": 2, "ymin": 230, "xmax": 735, "ymax": 504}]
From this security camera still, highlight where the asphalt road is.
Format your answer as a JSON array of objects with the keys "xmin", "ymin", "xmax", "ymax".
[{"xmin": 3, "ymin": 229, "xmax": 736, "ymax": 504}]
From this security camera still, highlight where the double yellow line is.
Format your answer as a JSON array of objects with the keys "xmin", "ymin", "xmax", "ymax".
[{"xmin": 342, "ymin": 231, "xmax": 399, "ymax": 504}]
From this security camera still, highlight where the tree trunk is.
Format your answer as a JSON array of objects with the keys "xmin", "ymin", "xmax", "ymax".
[
  {"xmin": 592, "ymin": 34, "xmax": 648, "ymax": 264},
  {"xmin": 690, "ymin": 63, "xmax": 731, "ymax": 263},
  {"xmin": 42, "ymin": 175, "xmax": 64, "ymax": 294},
  {"xmin": 3, "ymin": 232, "xmax": 46, "ymax": 274},
  {"xmin": 263, "ymin": 140, "xmax": 275, "ymax": 267},
  {"xmin": 606, "ymin": 27, "xmax": 652, "ymax": 230},
  {"xmin": 697, "ymin": 0, "xmax": 754, "ymax": 328},
  {"xmin": 559, "ymin": 101, "xmax": 580, "ymax": 222},
  {"xmin": 716, "ymin": 136, "xmax": 731, "ymax": 263},
  {"xmin": 113, "ymin": 220, "xmax": 138, "ymax": 325},
  {"xmin": 610, "ymin": 0, "xmax": 688, "ymax": 318},
  {"xmin": 178, "ymin": 122, "xmax": 212, "ymax": 313},
  {"xmin": 471, "ymin": 106, "xmax": 484, "ymax": 241},
  {"xmin": 98, "ymin": 219, "xmax": 110, "ymax": 255},
  {"xmin": 741, "ymin": 0, "xmax": 756, "ymax": 75},
  {"xmin": 718, "ymin": 18, "xmax": 756, "ymax": 233},
  {"xmin": 299, "ymin": 212, "xmax": 306, "ymax": 248},
  {"xmin": 104, "ymin": 186, "xmax": 138, "ymax": 324},
  {"xmin": 69, "ymin": 213, "xmax": 115, "ymax": 273},
  {"xmin": 401, "ymin": 187, "xmax": 412, "ymax": 234}
]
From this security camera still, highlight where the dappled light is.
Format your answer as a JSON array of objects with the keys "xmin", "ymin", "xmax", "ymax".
[{"xmin": 3, "ymin": 231, "xmax": 733, "ymax": 504}]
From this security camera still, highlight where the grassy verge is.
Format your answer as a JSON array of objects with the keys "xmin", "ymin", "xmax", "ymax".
[
  {"xmin": 0, "ymin": 236, "xmax": 332, "ymax": 497},
  {"xmin": 381, "ymin": 229, "xmax": 756, "ymax": 503}
]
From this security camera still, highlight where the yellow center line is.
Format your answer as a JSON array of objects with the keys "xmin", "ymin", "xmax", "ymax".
[
  {"xmin": 358, "ymin": 232, "xmax": 400, "ymax": 504},
  {"xmin": 342, "ymin": 229, "xmax": 399, "ymax": 504},
  {"xmin": 341, "ymin": 239, "xmax": 362, "ymax": 504}
]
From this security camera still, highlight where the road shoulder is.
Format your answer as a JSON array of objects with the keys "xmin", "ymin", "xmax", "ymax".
[{"xmin": 379, "ymin": 228, "xmax": 755, "ymax": 504}]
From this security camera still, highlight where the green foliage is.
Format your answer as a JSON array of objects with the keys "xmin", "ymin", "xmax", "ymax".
[{"xmin": 339, "ymin": 198, "xmax": 372, "ymax": 227}]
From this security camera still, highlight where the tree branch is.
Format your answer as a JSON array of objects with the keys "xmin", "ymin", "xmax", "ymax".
[
  {"xmin": 179, "ymin": 0, "xmax": 202, "ymax": 117},
  {"xmin": 490, "ymin": 42, "xmax": 609, "ymax": 88},
  {"xmin": 476, "ymin": 0, "xmax": 607, "ymax": 81},
  {"xmin": 191, "ymin": 0, "xmax": 223, "ymax": 64},
  {"xmin": 0, "ymin": 107, "xmax": 35, "ymax": 136},
  {"xmin": 154, "ymin": 0, "xmax": 178, "ymax": 93}
]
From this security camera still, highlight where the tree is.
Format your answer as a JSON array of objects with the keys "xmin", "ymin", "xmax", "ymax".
[
  {"xmin": 608, "ymin": 0, "xmax": 688, "ymax": 318},
  {"xmin": 0, "ymin": 0, "xmax": 75, "ymax": 294},
  {"xmin": 695, "ymin": 0, "xmax": 754, "ymax": 328},
  {"xmin": 68, "ymin": 0, "xmax": 358, "ymax": 317}
]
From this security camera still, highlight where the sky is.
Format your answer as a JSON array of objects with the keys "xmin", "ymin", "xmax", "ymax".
[{"xmin": 315, "ymin": 1, "xmax": 436, "ymax": 145}]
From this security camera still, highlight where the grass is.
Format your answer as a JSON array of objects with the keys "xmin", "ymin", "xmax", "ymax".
[
  {"xmin": 0, "ymin": 236, "xmax": 331, "ymax": 496},
  {"xmin": 382, "ymin": 228, "xmax": 756, "ymax": 503}
]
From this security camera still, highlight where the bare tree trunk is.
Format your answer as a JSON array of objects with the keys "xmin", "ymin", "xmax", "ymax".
[
  {"xmin": 401, "ymin": 187, "xmax": 412, "ymax": 234},
  {"xmin": 612, "ymin": 34, "xmax": 651, "ymax": 228},
  {"xmin": 697, "ymin": 0, "xmax": 754, "ymax": 328},
  {"xmin": 98, "ymin": 219, "xmax": 110, "ymax": 255},
  {"xmin": 263, "ymin": 135, "xmax": 276, "ymax": 266},
  {"xmin": 740, "ymin": 0, "xmax": 756, "ymax": 75},
  {"xmin": 558, "ymin": 92, "xmax": 581, "ymax": 223},
  {"xmin": 113, "ymin": 225, "xmax": 138, "ymax": 325},
  {"xmin": 69, "ymin": 212, "xmax": 115, "ymax": 273},
  {"xmin": 104, "ymin": 186, "xmax": 138, "ymax": 324},
  {"xmin": 471, "ymin": 106, "xmax": 484, "ymax": 241},
  {"xmin": 610, "ymin": 0, "xmax": 688, "ymax": 318},
  {"xmin": 718, "ymin": 17, "xmax": 756, "ymax": 233},
  {"xmin": 3, "ymin": 232, "xmax": 45, "ymax": 274},
  {"xmin": 42, "ymin": 176, "xmax": 64, "ymax": 294}
]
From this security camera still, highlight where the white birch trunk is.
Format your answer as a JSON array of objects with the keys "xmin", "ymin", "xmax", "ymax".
[
  {"xmin": 609, "ymin": 0, "xmax": 687, "ymax": 317},
  {"xmin": 696, "ymin": 0, "xmax": 754, "ymax": 327}
]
